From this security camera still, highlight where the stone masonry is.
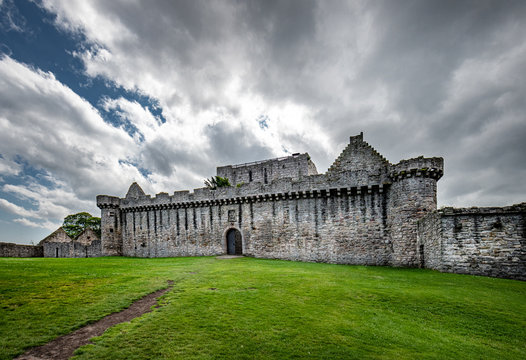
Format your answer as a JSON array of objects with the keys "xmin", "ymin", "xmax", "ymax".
[
  {"xmin": 96, "ymin": 133, "xmax": 525, "ymax": 279},
  {"xmin": 97, "ymin": 133, "xmax": 444, "ymax": 268},
  {"xmin": 1, "ymin": 132, "xmax": 519, "ymax": 280},
  {"xmin": 417, "ymin": 203, "xmax": 526, "ymax": 280},
  {"xmin": 0, "ymin": 242, "xmax": 43, "ymax": 257},
  {"xmin": 39, "ymin": 228, "xmax": 101, "ymax": 258},
  {"xmin": 0, "ymin": 228, "xmax": 101, "ymax": 258}
]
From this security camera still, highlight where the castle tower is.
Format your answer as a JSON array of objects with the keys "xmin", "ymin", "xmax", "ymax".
[
  {"xmin": 96, "ymin": 194, "xmax": 122, "ymax": 256},
  {"xmin": 387, "ymin": 157, "xmax": 443, "ymax": 267}
]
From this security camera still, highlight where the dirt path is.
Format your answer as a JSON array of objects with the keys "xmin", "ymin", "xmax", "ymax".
[{"xmin": 16, "ymin": 281, "xmax": 174, "ymax": 360}]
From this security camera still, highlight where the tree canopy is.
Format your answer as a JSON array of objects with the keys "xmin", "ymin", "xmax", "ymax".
[
  {"xmin": 204, "ymin": 176, "xmax": 231, "ymax": 189},
  {"xmin": 62, "ymin": 212, "xmax": 101, "ymax": 239}
]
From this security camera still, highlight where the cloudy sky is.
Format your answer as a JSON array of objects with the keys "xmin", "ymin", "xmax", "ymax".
[{"xmin": 0, "ymin": 0, "xmax": 525, "ymax": 244}]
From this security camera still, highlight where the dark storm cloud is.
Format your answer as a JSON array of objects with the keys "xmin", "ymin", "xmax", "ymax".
[
  {"xmin": 234, "ymin": 0, "xmax": 526, "ymax": 206},
  {"xmin": 30, "ymin": 0, "xmax": 526, "ymax": 209},
  {"xmin": 204, "ymin": 122, "xmax": 274, "ymax": 166}
]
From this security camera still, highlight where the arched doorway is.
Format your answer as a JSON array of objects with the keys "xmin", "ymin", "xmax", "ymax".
[{"xmin": 226, "ymin": 228, "xmax": 242, "ymax": 255}]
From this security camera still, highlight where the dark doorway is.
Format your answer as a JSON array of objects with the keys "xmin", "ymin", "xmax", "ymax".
[
  {"xmin": 55, "ymin": 247, "xmax": 59, "ymax": 258},
  {"xmin": 419, "ymin": 244, "xmax": 425, "ymax": 268},
  {"xmin": 226, "ymin": 229, "xmax": 242, "ymax": 255}
]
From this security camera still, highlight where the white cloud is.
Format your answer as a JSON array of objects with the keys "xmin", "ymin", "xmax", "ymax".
[
  {"xmin": 13, "ymin": 217, "xmax": 59, "ymax": 231},
  {"xmin": 101, "ymin": 97, "xmax": 162, "ymax": 142},
  {"xmin": 0, "ymin": 198, "xmax": 36, "ymax": 218},
  {"xmin": 0, "ymin": 56, "xmax": 143, "ymax": 191},
  {"xmin": 38, "ymin": 0, "xmax": 333, "ymax": 168},
  {"xmin": 0, "ymin": 56, "xmax": 156, "ymax": 231},
  {"xmin": 0, "ymin": 157, "xmax": 21, "ymax": 176}
]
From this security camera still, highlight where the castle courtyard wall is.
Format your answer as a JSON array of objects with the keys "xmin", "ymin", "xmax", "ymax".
[
  {"xmin": 417, "ymin": 204, "xmax": 526, "ymax": 280},
  {"xmin": 117, "ymin": 186, "xmax": 392, "ymax": 265},
  {"xmin": 94, "ymin": 133, "xmax": 525, "ymax": 280},
  {"xmin": 0, "ymin": 242, "xmax": 43, "ymax": 257}
]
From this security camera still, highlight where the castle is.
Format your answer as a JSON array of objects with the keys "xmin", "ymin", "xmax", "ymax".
[
  {"xmin": 95, "ymin": 133, "xmax": 525, "ymax": 280},
  {"xmin": 0, "ymin": 133, "xmax": 522, "ymax": 279}
]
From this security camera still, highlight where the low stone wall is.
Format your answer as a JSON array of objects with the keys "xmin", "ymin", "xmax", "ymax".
[
  {"xmin": 417, "ymin": 203, "xmax": 526, "ymax": 280},
  {"xmin": 42, "ymin": 240, "xmax": 102, "ymax": 258},
  {"xmin": 0, "ymin": 242, "xmax": 43, "ymax": 257}
]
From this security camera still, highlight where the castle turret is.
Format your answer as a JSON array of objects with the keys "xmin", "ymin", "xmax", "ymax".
[
  {"xmin": 96, "ymin": 194, "xmax": 122, "ymax": 256},
  {"xmin": 387, "ymin": 156, "xmax": 443, "ymax": 267}
]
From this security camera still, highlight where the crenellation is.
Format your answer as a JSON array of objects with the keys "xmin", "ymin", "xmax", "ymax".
[
  {"xmin": 390, "ymin": 156, "xmax": 443, "ymax": 181},
  {"xmin": 90, "ymin": 133, "xmax": 525, "ymax": 280}
]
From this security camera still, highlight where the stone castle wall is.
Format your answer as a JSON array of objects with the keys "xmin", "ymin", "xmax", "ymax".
[
  {"xmin": 42, "ymin": 240, "xmax": 102, "ymax": 258},
  {"xmin": 8, "ymin": 129, "xmax": 524, "ymax": 282},
  {"xmin": 109, "ymin": 186, "xmax": 392, "ymax": 264},
  {"xmin": 38, "ymin": 227, "xmax": 102, "ymax": 258},
  {"xmin": 98, "ymin": 133, "xmax": 444, "ymax": 268},
  {"xmin": 0, "ymin": 242, "xmax": 43, "ymax": 257},
  {"xmin": 217, "ymin": 153, "xmax": 318, "ymax": 186},
  {"xmin": 417, "ymin": 203, "xmax": 526, "ymax": 280}
]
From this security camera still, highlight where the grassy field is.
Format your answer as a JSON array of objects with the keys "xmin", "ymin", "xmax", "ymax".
[{"xmin": 0, "ymin": 257, "xmax": 524, "ymax": 359}]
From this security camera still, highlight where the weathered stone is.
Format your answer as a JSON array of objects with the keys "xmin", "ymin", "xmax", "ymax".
[
  {"xmin": 417, "ymin": 203, "xmax": 526, "ymax": 280},
  {"xmin": 38, "ymin": 227, "xmax": 101, "ymax": 258},
  {"xmin": 96, "ymin": 133, "xmax": 443, "ymax": 267},
  {"xmin": 0, "ymin": 242, "xmax": 43, "ymax": 257},
  {"xmin": 92, "ymin": 132, "xmax": 524, "ymax": 280}
]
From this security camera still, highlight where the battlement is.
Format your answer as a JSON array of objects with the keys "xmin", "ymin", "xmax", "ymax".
[
  {"xmin": 107, "ymin": 133, "xmax": 444, "ymax": 209},
  {"xmin": 96, "ymin": 132, "xmax": 446, "ymax": 268},
  {"xmin": 437, "ymin": 202, "xmax": 526, "ymax": 216},
  {"xmin": 96, "ymin": 195, "xmax": 120, "ymax": 208},
  {"xmin": 390, "ymin": 156, "xmax": 443, "ymax": 181},
  {"xmin": 114, "ymin": 180, "xmax": 391, "ymax": 212}
]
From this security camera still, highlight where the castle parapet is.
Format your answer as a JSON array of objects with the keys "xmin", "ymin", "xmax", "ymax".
[
  {"xmin": 390, "ymin": 156, "xmax": 443, "ymax": 181},
  {"xmin": 438, "ymin": 202, "xmax": 526, "ymax": 216},
  {"xmin": 96, "ymin": 195, "xmax": 120, "ymax": 209}
]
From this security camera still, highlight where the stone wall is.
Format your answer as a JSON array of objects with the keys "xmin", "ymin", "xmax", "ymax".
[
  {"xmin": 388, "ymin": 172, "xmax": 440, "ymax": 267},
  {"xmin": 97, "ymin": 133, "xmax": 445, "ymax": 270},
  {"xmin": 0, "ymin": 242, "xmax": 43, "ymax": 257},
  {"xmin": 217, "ymin": 153, "xmax": 318, "ymax": 186},
  {"xmin": 39, "ymin": 227, "xmax": 102, "ymax": 258},
  {"xmin": 42, "ymin": 240, "xmax": 102, "ymax": 258},
  {"xmin": 327, "ymin": 133, "xmax": 390, "ymax": 184},
  {"xmin": 246, "ymin": 188, "xmax": 391, "ymax": 265},
  {"xmin": 417, "ymin": 203, "xmax": 526, "ymax": 280},
  {"xmin": 43, "ymin": 241, "xmax": 71, "ymax": 258},
  {"xmin": 115, "ymin": 186, "xmax": 392, "ymax": 265}
]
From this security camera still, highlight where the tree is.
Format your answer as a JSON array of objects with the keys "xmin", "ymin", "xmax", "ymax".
[
  {"xmin": 62, "ymin": 212, "xmax": 101, "ymax": 239},
  {"xmin": 204, "ymin": 176, "xmax": 231, "ymax": 189}
]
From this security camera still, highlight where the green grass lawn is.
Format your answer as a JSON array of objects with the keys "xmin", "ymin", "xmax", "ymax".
[{"xmin": 0, "ymin": 257, "xmax": 524, "ymax": 359}]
